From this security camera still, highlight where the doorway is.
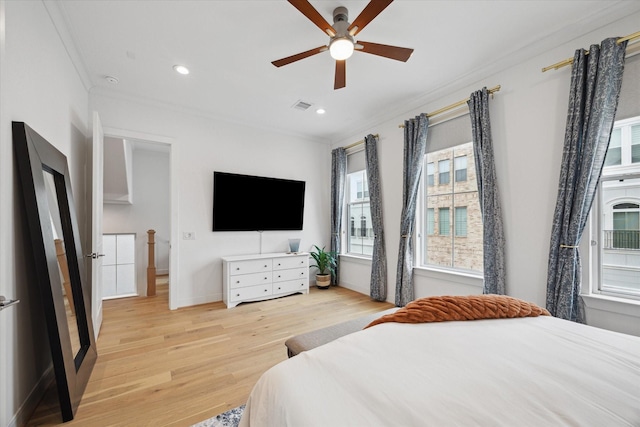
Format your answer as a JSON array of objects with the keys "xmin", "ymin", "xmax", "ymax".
[{"xmin": 100, "ymin": 127, "xmax": 178, "ymax": 310}]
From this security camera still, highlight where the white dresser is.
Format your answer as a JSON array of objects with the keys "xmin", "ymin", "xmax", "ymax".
[{"xmin": 222, "ymin": 252, "xmax": 309, "ymax": 308}]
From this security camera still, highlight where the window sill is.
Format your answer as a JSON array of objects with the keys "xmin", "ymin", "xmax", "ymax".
[
  {"xmin": 339, "ymin": 254, "xmax": 372, "ymax": 265},
  {"xmin": 414, "ymin": 265, "xmax": 483, "ymax": 288},
  {"xmin": 581, "ymin": 293, "xmax": 640, "ymax": 318}
]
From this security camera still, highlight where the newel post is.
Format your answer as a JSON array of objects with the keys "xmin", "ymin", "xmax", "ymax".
[{"xmin": 147, "ymin": 229, "xmax": 156, "ymax": 296}]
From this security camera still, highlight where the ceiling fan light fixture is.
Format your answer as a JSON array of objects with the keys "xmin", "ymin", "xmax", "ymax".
[{"xmin": 329, "ymin": 37, "xmax": 354, "ymax": 60}]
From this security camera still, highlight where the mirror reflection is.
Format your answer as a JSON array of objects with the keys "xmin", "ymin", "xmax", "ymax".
[{"xmin": 43, "ymin": 170, "xmax": 81, "ymax": 360}]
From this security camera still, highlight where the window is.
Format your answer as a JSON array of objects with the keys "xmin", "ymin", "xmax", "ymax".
[
  {"xmin": 420, "ymin": 142, "xmax": 483, "ymax": 272},
  {"xmin": 593, "ymin": 116, "xmax": 640, "ymax": 299},
  {"xmin": 438, "ymin": 160, "xmax": 450, "ymax": 185},
  {"xmin": 455, "ymin": 156, "xmax": 467, "ymax": 182},
  {"xmin": 455, "ymin": 207, "xmax": 467, "ymax": 237},
  {"xmin": 439, "ymin": 208, "xmax": 450, "ymax": 236},
  {"xmin": 604, "ymin": 128, "xmax": 622, "ymax": 166},
  {"xmin": 426, "ymin": 208, "xmax": 435, "ymax": 235},
  {"xmin": 427, "ymin": 163, "xmax": 435, "ymax": 186},
  {"xmin": 346, "ymin": 169, "xmax": 373, "ymax": 256},
  {"xmin": 632, "ymin": 125, "xmax": 640, "ymax": 163}
]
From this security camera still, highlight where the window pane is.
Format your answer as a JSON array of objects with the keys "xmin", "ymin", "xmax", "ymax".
[
  {"xmin": 632, "ymin": 125, "xmax": 640, "ymax": 163},
  {"xmin": 604, "ymin": 147, "xmax": 622, "ymax": 166},
  {"xmin": 454, "ymin": 156, "xmax": 467, "ymax": 182},
  {"xmin": 599, "ymin": 176, "xmax": 640, "ymax": 296},
  {"xmin": 426, "ymin": 208, "xmax": 435, "ymax": 235},
  {"xmin": 348, "ymin": 170, "xmax": 369, "ymax": 203},
  {"xmin": 347, "ymin": 170, "xmax": 372, "ymax": 257},
  {"xmin": 455, "ymin": 207, "xmax": 467, "ymax": 236},
  {"xmin": 347, "ymin": 202, "xmax": 373, "ymax": 256},
  {"xmin": 427, "ymin": 163, "xmax": 435, "ymax": 186},
  {"xmin": 604, "ymin": 128, "xmax": 622, "ymax": 166},
  {"xmin": 439, "ymin": 208, "xmax": 450, "ymax": 236},
  {"xmin": 439, "ymin": 159, "xmax": 450, "ymax": 185}
]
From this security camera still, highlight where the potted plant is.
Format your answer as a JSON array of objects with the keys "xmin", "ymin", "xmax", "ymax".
[{"xmin": 309, "ymin": 245, "xmax": 337, "ymax": 289}]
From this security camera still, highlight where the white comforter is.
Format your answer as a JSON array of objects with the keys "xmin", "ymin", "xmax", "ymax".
[{"xmin": 240, "ymin": 316, "xmax": 640, "ymax": 426}]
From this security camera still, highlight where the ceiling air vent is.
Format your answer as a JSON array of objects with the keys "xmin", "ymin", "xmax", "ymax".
[{"xmin": 292, "ymin": 100, "xmax": 313, "ymax": 111}]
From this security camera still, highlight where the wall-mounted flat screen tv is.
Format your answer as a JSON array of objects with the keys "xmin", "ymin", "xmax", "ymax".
[{"xmin": 212, "ymin": 172, "xmax": 306, "ymax": 231}]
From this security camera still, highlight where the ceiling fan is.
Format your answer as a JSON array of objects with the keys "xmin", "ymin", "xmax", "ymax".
[{"xmin": 272, "ymin": 0, "xmax": 414, "ymax": 90}]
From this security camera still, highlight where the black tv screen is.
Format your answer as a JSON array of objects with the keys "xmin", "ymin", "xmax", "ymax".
[{"xmin": 212, "ymin": 172, "xmax": 306, "ymax": 231}]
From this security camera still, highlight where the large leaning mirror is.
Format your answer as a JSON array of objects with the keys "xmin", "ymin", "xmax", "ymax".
[{"xmin": 13, "ymin": 122, "xmax": 97, "ymax": 422}]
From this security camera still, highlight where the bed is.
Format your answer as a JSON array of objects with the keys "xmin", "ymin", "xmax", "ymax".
[{"xmin": 239, "ymin": 295, "xmax": 640, "ymax": 426}]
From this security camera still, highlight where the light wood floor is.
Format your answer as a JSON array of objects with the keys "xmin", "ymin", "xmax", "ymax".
[{"xmin": 28, "ymin": 282, "xmax": 392, "ymax": 426}]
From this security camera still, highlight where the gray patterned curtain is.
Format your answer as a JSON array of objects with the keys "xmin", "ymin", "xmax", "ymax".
[
  {"xmin": 468, "ymin": 88, "xmax": 506, "ymax": 295},
  {"xmin": 546, "ymin": 37, "xmax": 627, "ymax": 322},
  {"xmin": 364, "ymin": 134, "xmax": 387, "ymax": 301},
  {"xmin": 396, "ymin": 114, "xmax": 429, "ymax": 307},
  {"xmin": 330, "ymin": 148, "xmax": 347, "ymax": 285}
]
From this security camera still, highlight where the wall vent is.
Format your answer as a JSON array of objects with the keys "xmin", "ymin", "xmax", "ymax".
[{"xmin": 292, "ymin": 100, "xmax": 313, "ymax": 111}]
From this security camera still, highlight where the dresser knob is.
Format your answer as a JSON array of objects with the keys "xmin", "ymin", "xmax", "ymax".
[
  {"xmin": 264, "ymin": 264, "xmax": 268, "ymax": 267},
  {"xmin": 236, "ymin": 280, "xmax": 240, "ymax": 284},
  {"xmin": 236, "ymin": 293, "xmax": 240, "ymax": 297},
  {"xmin": 264, "ymin": 277, "xmax": 268, "ymax": 280},
  {"xmin": 300, "ymin": 272, "xmax": 304, "ymax": 275},
  {"xmin": 264, "ymin": 289, "xmax": 268, "ymax": 292},
  {"xmin": 236, "ymin": 267, "xmax": 240, "ymax": 271},
  {"xmin": 278, "ymin": 287, "xmax": 281, "ymax": 290}
]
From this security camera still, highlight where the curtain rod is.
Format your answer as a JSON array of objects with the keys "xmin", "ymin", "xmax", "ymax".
[
  {"xmin": 542, "ymin": 30, "xmax": 640, "ymax": 72},
  {"xmin": 398, "ymin": 85, "xmax": 501, "ymax": 128},
  {"xmin": 343, "ymin": 133, "xmax": 379, "ymax": 150}
]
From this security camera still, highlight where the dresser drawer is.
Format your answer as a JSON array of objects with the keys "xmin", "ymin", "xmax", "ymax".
[
  {"xmin": 273, "ymin": 256, "xmax": 308, "ymax": 270},
  {"xmin": 273, "ymin": 267, "xmax": 308, "ymax": 283},
  {"xmin": 229, "ymin": 259, "xmax": 272, "ymax": 276},
  {"xmin": 229, "ymin": 272, "xmax": 272, "ymax": 289},
  {"xmin": 273, "ymin": 279, "xmax": 308, "ymax": 295},
  {"xmin": 229, "ymin": 284, "xmax": 272, "ymax": 302}
]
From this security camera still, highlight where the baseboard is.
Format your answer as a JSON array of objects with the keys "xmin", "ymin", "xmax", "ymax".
[
  {"xmin": 337, "ymin": 280, "xmax": 370, "ymax": 296},
  {"xmin": 7, "ymin": 365, "xmax": 54, "ymax": 427},
  {"xmin": 177, "ymin": 292, "xmax": 223, "ymax": 309}
]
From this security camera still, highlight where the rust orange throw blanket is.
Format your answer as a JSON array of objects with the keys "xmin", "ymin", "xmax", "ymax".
[{"xmin": 365, "ymin": 295, "xmax": 550, "ymax": 329}]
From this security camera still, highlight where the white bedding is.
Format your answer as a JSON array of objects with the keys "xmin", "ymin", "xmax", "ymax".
[{"xmin": 240, "ymin": 316, "xmax": 640, "ymax": 426}]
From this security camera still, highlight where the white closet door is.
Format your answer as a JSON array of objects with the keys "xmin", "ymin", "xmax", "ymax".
[
  {"xmin": 102, "ymin": 265, "xmax": 117, "ymax": 297},
  {"xmin": 101, "ymin": 233, "xmax": 137, "ymax": 298},
  {"xmin": 102, "ymin": 235, "xmax": 117, "ymax": 266},
  {"xmin": 116, "ymin": 263, "xmax": 136, "ymax": 295},
  {"xmin": 116, "ymin": 234, "xmax": 135, "ymax": 264}
]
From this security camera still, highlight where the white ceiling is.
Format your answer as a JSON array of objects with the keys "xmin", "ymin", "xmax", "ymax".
[{"xmin": 51, "ymin": 0, "xmax": 640, "ymax": 143}]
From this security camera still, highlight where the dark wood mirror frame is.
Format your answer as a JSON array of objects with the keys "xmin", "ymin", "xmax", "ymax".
[{"xmin": 13, "ymin": 122, "xmax": 97, "ymax": 422}]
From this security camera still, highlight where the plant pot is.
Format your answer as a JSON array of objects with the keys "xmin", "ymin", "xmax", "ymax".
[{"xmin": 316, "ymin": 274, "xmax": 331, "ymax": 289}]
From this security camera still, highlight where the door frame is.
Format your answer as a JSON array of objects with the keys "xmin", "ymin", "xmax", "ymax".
[{"xmin": 101, "ymin": 127, "xmax": 179, "ymax": 310}]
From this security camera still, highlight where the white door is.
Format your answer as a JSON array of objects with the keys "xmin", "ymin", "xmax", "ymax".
[{"xmin": 91, "ymin": 111, "xmax": 104, "ymax": 338}]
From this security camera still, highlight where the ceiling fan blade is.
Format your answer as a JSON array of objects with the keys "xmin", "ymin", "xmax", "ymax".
[
  {"xmin": 357, "ymin": 41, "xmax": 413, "ymax": 62},
  {"xmin": 288, "ymin": 0, "xmax": 336, "ymax": 36},
  {"xmin": 348, "ymin": 0, "xmax": 394, "ymax": 36},
  {"xmin": 272, "ymin": 46, "xmax": 327, "ymax": 67},
  {"xmin": 334, "ymin": 60, "xmax": 346, "ymax": 90}
]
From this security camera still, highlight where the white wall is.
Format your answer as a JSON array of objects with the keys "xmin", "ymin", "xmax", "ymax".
[
  {"xmin": 334, "ymin": 11, "xmax": 640, "ymax": 336},
  {"xmin": 90, "ymin": 93, "xmax": 331, "ymax": 308},
  {"xmin": 103, "ymin": 147, "xmax": 171, "ymax": 293},
  {"xmin": 0, "ymin": 1, "xmax": 90, "ymax": 426}
]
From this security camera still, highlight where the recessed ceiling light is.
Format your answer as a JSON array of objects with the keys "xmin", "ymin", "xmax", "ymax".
[
  {"xmin": 173, "ymin": 65, "xmax": 190, "ymax": 75},
  {"xmin": 316, "ymin": 108, "xmax": 326, "ymax": 115},
  {"xmin": 105, "ymin": 75, "xmax": 119, "ymax": 84}
]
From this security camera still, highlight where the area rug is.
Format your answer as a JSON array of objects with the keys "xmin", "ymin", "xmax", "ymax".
[{"xmin": 191, "ymin": 404, "xmax": 245, "ymax": 427}]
